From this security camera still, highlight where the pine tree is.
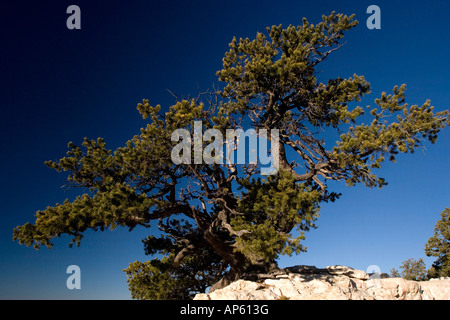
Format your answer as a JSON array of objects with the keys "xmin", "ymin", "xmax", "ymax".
[
  {"xmin": 425, "ymin": 208, "xmax": 450, "ymax": 278},
  {"xmin": 397, "ymin": 258, "xmax": 428, "ymax": 281},
  {"xmin": 12, "ymin": 12, "xmax": 450, "ymax": 299},
  {"xmin": 390, "ymin": 268, "xmax": 401, "ymax": 278}
]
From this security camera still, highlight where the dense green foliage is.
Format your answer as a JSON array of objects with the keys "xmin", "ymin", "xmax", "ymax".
[
  {"xmin": 390, "ymin": 258, "xmax": 428, "ymax": 281},
  {"xmin": 13, "ymin": 13, "xmax": 449, "ymax": 299},
  {"xmin": 425, "ymin": 208, "xmax": 450, "ymax": 278}
]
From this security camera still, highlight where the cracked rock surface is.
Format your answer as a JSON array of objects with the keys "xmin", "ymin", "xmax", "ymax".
[{"xmin": 194, "ymin": 265, "xmax": 450, "ymax": 300}]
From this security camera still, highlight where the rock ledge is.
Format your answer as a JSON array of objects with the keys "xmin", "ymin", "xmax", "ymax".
[{"xmin": 194, "ymin": 265, "xmax": 450, "ymax": 300}]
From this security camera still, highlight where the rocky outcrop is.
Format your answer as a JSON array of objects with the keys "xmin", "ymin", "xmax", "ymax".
[{"xmin": 194, "ymin": 265, "xmax": 450, "ymax": 300}]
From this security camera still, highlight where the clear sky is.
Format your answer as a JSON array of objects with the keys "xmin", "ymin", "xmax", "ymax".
[{"xmin": 1, "ymin": 0, "xmax": 449, "ymax": 299}]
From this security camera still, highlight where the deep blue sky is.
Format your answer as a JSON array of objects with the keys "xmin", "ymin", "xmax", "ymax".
[{"xmin": 1, "ymin": 0, "xmax": 449, "ymax": 299}]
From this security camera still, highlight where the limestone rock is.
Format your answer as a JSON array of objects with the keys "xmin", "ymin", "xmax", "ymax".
[
  {"xmin": 193, "ymin": 265, "xmax": 450, "ymax": 300},
  {"xmin": 420, "ymin": 278, "xmax": 450, "ymax": 300},
  {"xmin": 325, "ymin": 265, "xmax": 370, "ymax": 280},
  {"xmin": 365, "ymin": 278, "xmax": 422, "ymax": 300}
]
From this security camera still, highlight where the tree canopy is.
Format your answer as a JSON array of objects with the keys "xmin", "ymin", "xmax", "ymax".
[
  {"xmin": 391, "ymin": 258, "xmax": 428, "ymax": 281},
  {"xmin": 425, "ymin": 208, "xmax": 450, "ymax": 278},
  {"xmin": 13, "ymin": 12, "xmax": 449, "ymax": 299}
]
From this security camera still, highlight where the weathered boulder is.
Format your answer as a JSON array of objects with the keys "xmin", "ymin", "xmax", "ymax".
[
  {"xmin": 420, "ymin": 278, "xmax": 450, "ymax": 300},
  {"xmin": 194, "ymin": 265, "xmax": 450, "ymax": 300},
  {"xmin": 325, "ymin": 265, "xmax": 370, "ymax": 280}
]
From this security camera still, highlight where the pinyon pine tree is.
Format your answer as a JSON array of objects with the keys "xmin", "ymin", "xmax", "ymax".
[
  {"xmin": 13, "ymin": 13, "xmax": 450, "ymax": 299},
  {"xmin": 394, "ymin": 258, "xmax": 428, "ymax": 281},
  {"xmin": 425, "ymin": 208, "xmax": 450, "ymax": 278}
]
